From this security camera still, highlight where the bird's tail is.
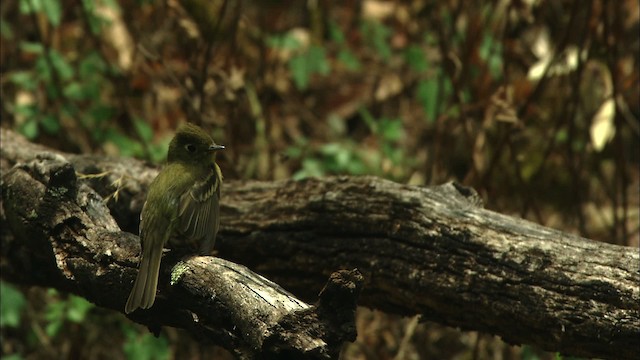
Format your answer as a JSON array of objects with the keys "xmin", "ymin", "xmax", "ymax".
[{"xmin": 125, "ymin": 243, "xmax": 163, "ymax": 314}]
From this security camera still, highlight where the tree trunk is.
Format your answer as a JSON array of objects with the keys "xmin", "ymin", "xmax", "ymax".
[{"xmin": 1, "ymin": 129, "xmax": 638, "ymax": 360}]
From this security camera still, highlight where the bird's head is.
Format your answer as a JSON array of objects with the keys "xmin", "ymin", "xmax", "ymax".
[{"xmin": 167, "ymin": 123, "xmax": 224, "ymax": 164}]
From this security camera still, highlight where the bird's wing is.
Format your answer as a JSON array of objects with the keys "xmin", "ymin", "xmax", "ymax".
[{"xmin": 177, "ymin": 164, "xmax": 222, "ymax": 253}]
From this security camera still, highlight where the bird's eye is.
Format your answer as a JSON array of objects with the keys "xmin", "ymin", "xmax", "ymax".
[{"xmin": 185, "ymin": 144, "xmax": 196, "ymax": 153}]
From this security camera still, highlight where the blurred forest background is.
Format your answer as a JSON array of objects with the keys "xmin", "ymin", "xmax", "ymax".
[{"xmin": 1, "ymin": 0, "xmax": 638, "ymax": 359}]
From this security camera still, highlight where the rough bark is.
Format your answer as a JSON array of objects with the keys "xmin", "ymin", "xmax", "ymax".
[
  {"xmin": 1, "ymin": 129, "xmax": 638, "ymax": 360},
  {"xmin": 0, "ymin": 136, "xmax": 360, "ymax": 359}
]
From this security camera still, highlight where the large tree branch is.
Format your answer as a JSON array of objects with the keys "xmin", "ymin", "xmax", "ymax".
[
  {"xmin": 1, "ymin": 129, "xmax": 638, "ymax": 360},
  {"xmin": 1, "ymin": 151, "xmax": 361, "ymax": 359}
]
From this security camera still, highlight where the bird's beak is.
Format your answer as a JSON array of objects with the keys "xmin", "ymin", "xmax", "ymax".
[{"xmin": 209, "ymin": 144, "xmax": 225, "ymax": 151}]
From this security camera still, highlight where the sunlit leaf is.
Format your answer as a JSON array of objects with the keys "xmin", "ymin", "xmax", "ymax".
[
  {"xmin": 102, "ymin": 0, "xmax": 121, "ymax": 10},
  {"xmin": 266, "ymin": 33, "xmax": 301, "ymax": 50},
  {"xmin": 555, "ymin": 129, "xmax": 568, "ymax": 143},
  {"xmin": 67, "ymin": 296, "xmax": 93, "ymax": 323},
  {"xmin": 320, "ymin": 142, "xmax": 343, "ymax": 156},
  {"xmin": 19, "ymin": 0, "xmax": 43, "ymax": 14},
  {"xmin": 9, "ymin": 71, "xmax": 37, "ymax": 90},
  {"xmin": 379, "ymin": 118, "xmax": 404, "ymax": 142},
  {"xmin": 19, "ymin": 118, "xmax": 39, "ymax": 139},
  {"xmin": 14, "ymin": 103, "xmax": 39, "ymax": 118},
  {"xmin": 104, "ymin": 129, "xmax": 144, "ymax": 157},
  {"xmin": 295, "ymin": 158, "xmax": 325, "ymax": 179},
  {"xmin": 590, "ymin": 98, "xmax": 616, "ymax": 152},
  {"xmin": 42, "ymin": 0, "xmax": 62, "ymax": 26},
  {"xmin": 133, "ymin": 118, "xmax": 154, "ymax": 142},
  {"xmin": 289, "ymin": 55, "xmax": 310, "ymax": 90},
  {"xmin": 290, "ymin": 45, "xmax": 330, "ymax": 90},
  {"xmin": 19, "ymin": 41, "xmax": 44, "ymax": 54}
]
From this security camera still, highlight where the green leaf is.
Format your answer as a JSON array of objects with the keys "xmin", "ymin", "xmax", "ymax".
[
  {"xmin": 148, "ymin": 135, "xmax": 171, "ymax": 163},
  {"xmin": 337, "ymin": 49, "xmax": 361, "ymax": 71},
  {"xmin": 521, "ymin": 152, "xmax": 544, "ymax": 181},
  {"xmin": 327, "ymin": 113, "xmax": 346, "ymax": 136},
  {"xmin": 359, "ymin": 107, "xmax": 377, "ymax": 133},
  {"xmin": 289, "ymin": 45, "xmax": 330, "ymax": 90},
  {"xmin": 289, "ymin": 55, "xmax": 309, "ymax": 89},
  {"xmin": 379, "ymin": 118, "xmax": 404, "ymax": 142},
  {"xmin": 48, "ymin": 50, "xmax": 74, "ymax": 80},
  {"xmin": 310, "ymin": 46, "xmax": 330, "ymax": 75},
  {"xmin": 40, "ymin": 114, "xmax": 61, "ymax": 134},
  {"xmin": 520, "ymin": 345, "xmax": 542, "ymax": 360},
  {"xmin": 1, "ymin": 18, "xmax": 14, "ymax": 39},
  {"xmin": 416, "ymin": 78, "xmax": 439, "ymax": 123},
  {"xmin": 19, "ymin": 41, "xmax": 44, "ymax": 54},
  {"xmin": 0, "ymin": 281, "xmax": 26, "ymax": 328},
  {"xmin": 45, "ymin": 320, "xmax": 63, "ymax": 338},
  {"xmin": 133, "ymin": 118, "xmax": 154, "ymax": 142},
  {"xmin": 328, "ymin": 20, "xmax": 345, "ymax": 44},
  {"xmin": 284, "ymin": 145, "xmax": 302, "ymax": 159},
  {"xmin": 81, "ymin": 0, "xmax": 110, "ymax": 34},
  {"xmin": 266, "ymin": 33, "xmax": 301, "ymax": 50},
  {"xmin": 79, "ymin": 52, "xmax": 107, "ymax": 78},
  {"xmin": 105, "ymin": 129, "xmax": 144, "ymax": 157},
  {"xmin": 320, "ymin": 142, "xmax": 343, "ymax": 156},
  {"xmin": 9, "ymin": 71, "xmax": 37, "ymax": 90},
  {"xmin": 18, "ymin": 0, "xmax": 61, "ymax": 27},
  {"xmin": 91, "ymin": 105, "xmax": 115, "ymax": 123},
  {"xmin": 63, "ymin": 82, "xmax": 86, "ymax": 100},
  {"xmin": 361, "ymin": 20, "xmax": 392, "ymax": 61},
  {"xmin": 479, "ymin": 32, "xmax": 503, "ymax": 80},
  {"xmin": 44, "ymin": 81, "xmax": 61, "ymax": 99},
  {"xmin": 42, "ymin": 0, "xmax": 62, "ymax": 26},
  {"xmin": 14, "ymin": 103, "xmax": 39, "ymax": 119},
  {"xmin": 405, "ymin": 45, "xmax": 428, "ymax": 72},
  {"xmin": 555, "ymin": 129, "xmax": 568, "ymax": 143},
  {"xmin": 293, "ymin": 158, "xmax": 325, "ymax": 179},
  {"xmin": 44, "ymin": 300, "xmax": 65, "ymax": 337},
  {"xmin": 19, "ymin": 118, "xmax": 40, "ymax": 139},
  {"xmin": 66, "ymin": 296, "xmax": 93, "ymax": 323},
  {"xmin": 124, "ymin": 331, "xmax": 170, "ymax": 360},
  {"xmin": 346, "ymin": 157, "xmax": 367, "ymax": 175},
  {"xmin": 102, "ymin": 0, "xmax": 121, "ymax": 10},
  {"xmin": 34, "ymin": 56, "xmax": 52, "ymax": 81},
  {"xmin": 1, "ymin": 354, "xmax": 24, "ymax": 360},
  {"xmin": 19, "ymin": 0, "xmax": 43, "ymax": 14}
]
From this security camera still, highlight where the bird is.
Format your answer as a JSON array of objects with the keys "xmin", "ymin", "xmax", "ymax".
[{"xmin": 125, "ymin": 122, "xmax": 224, "ymax": 314}]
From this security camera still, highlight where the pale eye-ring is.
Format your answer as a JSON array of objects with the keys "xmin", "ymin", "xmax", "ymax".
[{"xmin": 185, "ymin": 144, "xmax": 196, "ymax": 153}]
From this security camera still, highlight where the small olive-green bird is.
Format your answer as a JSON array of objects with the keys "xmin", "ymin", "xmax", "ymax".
[{"xmin": 125, "ymin": 123, "xmax": 224, "ymax": 314}]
